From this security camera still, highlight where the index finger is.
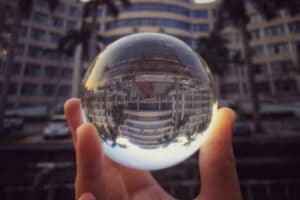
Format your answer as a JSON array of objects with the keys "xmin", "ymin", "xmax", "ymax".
[{"xmin": 64, "ymin": 98, "xmax": 83, "ymax": 145}]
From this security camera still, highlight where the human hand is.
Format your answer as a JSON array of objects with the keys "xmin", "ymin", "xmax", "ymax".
[{"xmin": 64, "ymin": 98, "xmax": 242, "ymax": 200}]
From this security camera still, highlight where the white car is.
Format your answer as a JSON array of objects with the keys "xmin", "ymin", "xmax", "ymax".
[
  {"xmin": 43, "ymin": 115, "xmax": 70, "ymax": 139},
  {"xmin": 4, "ymin": 114, "xmax": 24, "ymax": 131}
]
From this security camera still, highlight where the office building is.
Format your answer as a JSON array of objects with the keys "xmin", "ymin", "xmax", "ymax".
[
  {"xmin": 0, "ymin": 0, "xmax": 81, "ymax": 108},
  {"xmin": 0, "ymin": 0, "xmax": 299, "ymax": 110}
]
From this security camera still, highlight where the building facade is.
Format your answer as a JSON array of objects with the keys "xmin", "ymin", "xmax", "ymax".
[
  {"xmin": 98, "ymin": 0, "xmax": 300, "ymax": 102},
  {"xmin": 0, "ymin": 0, "xmax": 82, "ymax": 109},
  {"xmin": 221, "ymin": 3, "xmax": 300, "ymax": 101},
  {"xmin": 0, "ymin": 0, "xmax": 299, "ymax": 110}
]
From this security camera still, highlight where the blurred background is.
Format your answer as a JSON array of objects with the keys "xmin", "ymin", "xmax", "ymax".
[{"xmin": 0, "ymin": 0, "xmax": 300, "ymax": 199}]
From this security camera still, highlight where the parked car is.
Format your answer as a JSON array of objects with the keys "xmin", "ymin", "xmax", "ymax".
[
  {"xmin": 43, "ymin": 115, "xmax": 70, "ymax": 139},
  {"xmin": 4, "ymin": 114, "xmax": 24, "ymax": 131}
]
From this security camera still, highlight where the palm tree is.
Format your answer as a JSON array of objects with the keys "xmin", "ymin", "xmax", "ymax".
[
  {"xmin": 214, "ymin": 0, "xmax": 300, "ymax": 132},
  {"xmin": 197, "ymin": 31, "xmax": 232, "ymax": 99},
  {"xmin": 57, "ymin": 0, "xmax": 130, "ymax": 97},
  {"xmin": 197, "ymin": 31, "xmax": 230, "ymax": 76},
  {"xmin": 0, "ymin": 0, "xmax": 59, "ymax": 131}
]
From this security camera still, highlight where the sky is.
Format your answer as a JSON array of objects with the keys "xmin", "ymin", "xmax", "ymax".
[{"xmin": 194, "ymin": 0, "xmax": 216, "ymax": 3}]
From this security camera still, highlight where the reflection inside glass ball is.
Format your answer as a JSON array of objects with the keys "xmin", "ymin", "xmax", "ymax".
[{"xmin": 81, "ymin": 33, "xmax": 217, "ymax": 170}]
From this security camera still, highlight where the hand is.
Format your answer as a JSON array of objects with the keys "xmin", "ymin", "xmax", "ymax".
[{"xmin": 64, "ymin": 98, "xmax": 242, "ymax": 200}]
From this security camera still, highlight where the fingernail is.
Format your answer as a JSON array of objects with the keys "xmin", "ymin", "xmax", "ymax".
[{"xmin": 79, "ymin": 193, "xmax": 96, "ymax": 200}]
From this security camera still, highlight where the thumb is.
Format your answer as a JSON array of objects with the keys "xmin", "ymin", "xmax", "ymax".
[{"xmin": 198, "ymin": 108, "xmax": 241, "ymax": 200}]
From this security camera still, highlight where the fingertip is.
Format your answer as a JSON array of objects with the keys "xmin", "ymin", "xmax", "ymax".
[
  {"xmin": 64, "ymin": 98, "xmax": 83, "ymax": 146},
  {"xmin": 76, "ymin": 123, "xmax": 101, "ymax": 147},
  {"xmin": 77, "ymin": 123, "xmax": 98, "ymax": 137},
  {"xmin": 79, "ymin": 193, "xmax": 96, "ymax": 200},
  {"xmin": 64, "ymin": 98, "xmax": 81, "ymax": 114},
  {"xmin": 217, "ymin": 107, "xmax": 236, "ymax": 124}
]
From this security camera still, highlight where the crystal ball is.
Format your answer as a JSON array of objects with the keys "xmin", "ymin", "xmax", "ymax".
[{"xmin": 81, "ymin": 33, "xmax": 217, "ymax": 170}]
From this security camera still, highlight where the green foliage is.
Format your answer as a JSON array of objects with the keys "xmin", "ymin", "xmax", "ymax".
[
  {"xmin": 111, "ymin": 104, "xmax": 127, "ymax": 126},
  {"xmin": 57, "ymin": 23, "xmax": 91, "ymax": 59},
  {"xmin": 197, "ymin": 31, "xmax": 230, "ymax": 75}
]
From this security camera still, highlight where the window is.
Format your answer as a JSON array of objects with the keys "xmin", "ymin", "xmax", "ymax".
[
  {"xmin": 222, "ymin": 33, "xmax": 235, "ymax": 43},
  {"xmin": 35, "ymin": 0, "xmax": 47, "ymax": 7},
  {"xmin": 51, "ymin": 16, "xmax": 64, "ymax": 27},
  {"xmin": 61, "ymin": 68, "xmax": 72, "ymax": 78},
  {"xmin": 270, "ymin": 60, "xmax": 294, "ymax": 74},
  {"xmin": 32, "ymin": 12, "xmax": 48, "ymax": 24},
  {"xmin": 106, "ymin": 18, "xmax": 191, "ymax": 31},
  {"xmin": 267, "ymin": 43, "xmax": 289, "ymax": 55},
  {"xmin": 191, "ymin": 24, "xmax": 209, "ymax": 32},
  {"xmin": 221, "ymin": 83, "xmax": 239, "ymax": 95},
  {"xmin": 253, "ymin": 63, "xmax": 268, "ymax": 75},
  {"xmin": 120, "ymin": 3, "xmax": 190, "ymax": 16},
  {"xmin": 251, "ymin": 46, "xmax": 265, "ymax": 57},
  {"xmin": 275, "ymin": 79, "xmax": 297, "ymax": 92},
  {"xmin": 12, "ymin": 63, "xmax": 22, "ymax": 75},
  {"xmin": 57, "ymin": 2, "xmax": 66, "ymax": 12},
  {"xmin": 41, "ymin": 84, "xmax": 55, "ymax": 96},
  {"xmin": 250, "ymin": 29, "xmax": 261, "ymax": 40},
  {"xmin": 191, "ymin": 10, "xmax": 208, "ymax": 18},
  {"xmin": 27, "ymin": 46, "xmax": 44, "ymax": 58},
  {"xmin": 249, "ymin": 14, "xmax": 261, "ymax": 23},
  {"xmin": 20, "ymin": 26, "xmax": 28, "ymax": 37},
  {"xmin": 264, "ymin": 25, "xmax": 285, "ymax": 37},
  {"xmin": 24, "ymin": 63, "xmax": 41, "ymax": 77},
  {"xmin": 69, "ymin": 6, "xmax": 80, "ymax": 17},
  {"xmin": 15, "ymin": 43, "xmax": 25, "ymax": 56},
  {"xmin": 97, "ymin": 9, "xmax": 103, "ymax": 17},
  {"xmin": 44, "ymin": 66, "xmax": 57, "ymax": 78},
  {"xmin": 257, "ymin": 82, "xmax": 270, "ymax": 94},
  {"xmin": 48, "ymin": 32, "xmax": 61, "ymax": 42},
  {"xmin": 21, "ymin": 83, "xmax": 39, "ymax": 96},
  {"xmin": 9, "ymin": 83, "xmax": 18, "ymax": 95},
  {"xmin": 31, "ymin": 28, "xmax": 46, "ymax": 41},
  {"xmin": 289, "ymin": 21, "xmax": 300, "ymax": 33},
  {"xmin": 59, "ymin": 85, "xmax": 71, "ymax": 97},
  {"xmin": 223, "ymin": 65, "xmax": 236, "ymax": 76},
  {"xmin": 67, "ymin": 20, "xmax": 77, "ymax": 30}
]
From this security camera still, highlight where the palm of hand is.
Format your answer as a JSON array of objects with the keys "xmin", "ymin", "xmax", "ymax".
[{"xmin": 65, "ymin": 98, "xmax": 241, "ymax": 200}]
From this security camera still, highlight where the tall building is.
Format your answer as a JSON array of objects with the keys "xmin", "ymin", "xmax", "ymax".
[
  {"xmin": 99, "ymin": 0, "xmax": 214, "ymax": 48},
  {"xmin": 0, "ymin": 0, "xmax": 82, "ymax": 109},
  {"xmin": 220, "ymin": 3, "xmax": 300, "ymax": 102},
  {"xmin": 0, "ymin": 0, "xmax": 299, "ymax": 110},
  {"xmin": 98, "ymin": 0, "xmax": 300, "ymax": 102}
]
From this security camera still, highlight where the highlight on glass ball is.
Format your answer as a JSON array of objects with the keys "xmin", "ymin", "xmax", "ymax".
[{"xmin": 80, "ymin": 33, "xmax": 217, "ymax": 170}]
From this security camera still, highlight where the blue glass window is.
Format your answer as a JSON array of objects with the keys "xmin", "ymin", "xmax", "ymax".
[
  {"xmin": 191, "ymin": 10, "xmax": 209, "ymax": 18},
  {"xmin": 191, "ymin": 24, "xmax": 209, "ymax": 32},
  {"xmin": 106, "ymin": 18, "xmax": 190, "ymax": 31},
  {"xmin": 120, "ymin": 3, "xmax": 190, "ymax": 16},
  {"xmin": 32, "ymin": 12, "xmax": 49, "ymax": 24}
]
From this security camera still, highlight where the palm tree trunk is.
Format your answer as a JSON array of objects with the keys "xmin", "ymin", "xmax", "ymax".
[
  {"xmin": 0, "ymin": 9, "xmax": 22, "ymax": 131},
  {"xmin": 0, "ymin": 1, "xmax": 6, "ymax": 31},
  {"xmin": 89, "ymin": 2, "xmax": 98, "ymax": 60},
  {"xmin": 240, "ymin": 24, "xmax": 263, "ymax": 133},
  {"xmin": 71, "ymin": 16, "xmax": 84, "ymax": 97}
]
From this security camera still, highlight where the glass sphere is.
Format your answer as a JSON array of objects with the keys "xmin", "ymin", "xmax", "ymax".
[{"xmin": 81, "ymin": 33, "xmax": 217, "ymax": 170}]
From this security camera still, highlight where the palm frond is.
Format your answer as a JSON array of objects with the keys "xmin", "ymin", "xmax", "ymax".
[
  {"xmin": 47, "ymin": 0, "xmax": 60, "ymax": 13},
  {"xmin": 103, "ymin": 0, "xmax": 119, "ymax": 16},
  {"xmin": 18, "ymin": 0, "xmax": 33, "ymax": 19}
]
